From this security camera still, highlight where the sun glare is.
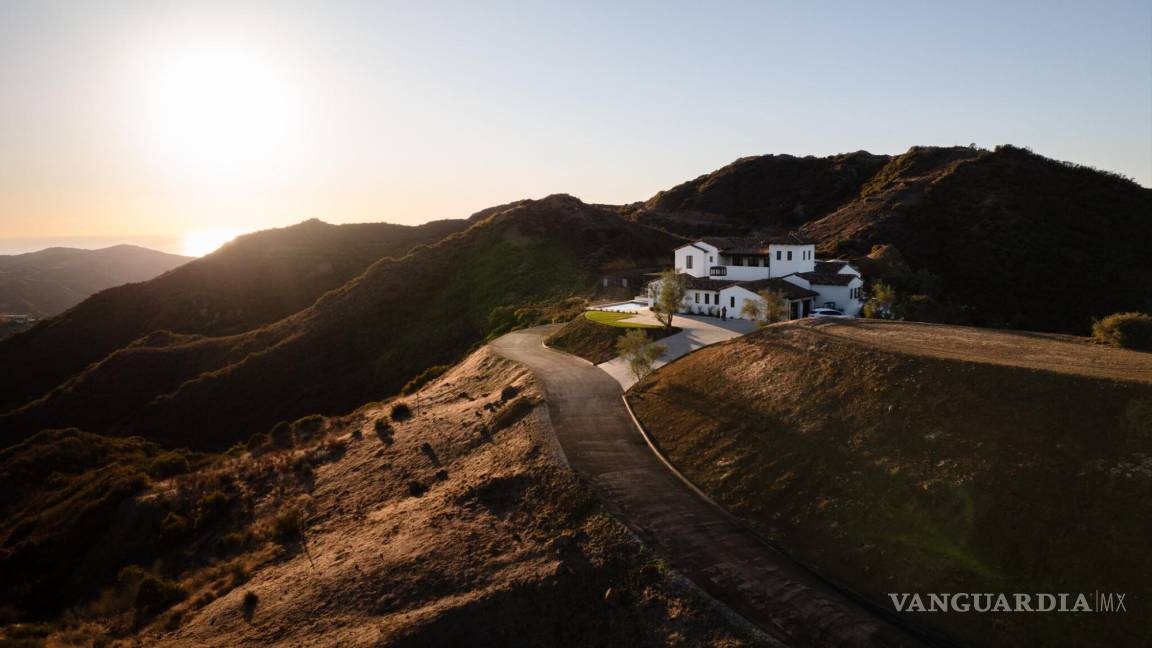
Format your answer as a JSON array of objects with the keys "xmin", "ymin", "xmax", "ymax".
[
  {"xmin": 136, "ymin": 41, "xmax": 306, "ymax": 179},
  {"xmin": 183, "ymin": 230, "xmax": 244, "ymax": 257}
]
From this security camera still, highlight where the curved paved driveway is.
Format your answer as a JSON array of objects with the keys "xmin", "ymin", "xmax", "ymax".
[{"xmin": 492, "ymin": 326, "xmax": 931, "ymax": 648}]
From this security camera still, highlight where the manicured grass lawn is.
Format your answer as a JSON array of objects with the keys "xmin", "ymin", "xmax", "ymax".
[{"xmin": 584, "ymin": 310, "xmax": 663, "ymax": 329}]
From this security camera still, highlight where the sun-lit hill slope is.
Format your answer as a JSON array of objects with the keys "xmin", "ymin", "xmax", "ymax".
[
  {"xmin": 629, "ymin": 145, "xmax": 1152, "ymax": 334},
  {"xmin": 627, "ymin": 318, "xmax": 1152, "ymax": 647},
  {"xmin": 0, "ymin": 348, "xmax": 759, "ymax": 646},
  {"xmin": 1, "ymin": 196, "xmax": 682, "ymax": 450},
  {"xmin": 0, "ymin": 218, "xmax": 467, "ymax": 413},
  {"xmin": 0, "ymin": 244, "xmax": 191, "ymax": 317}
]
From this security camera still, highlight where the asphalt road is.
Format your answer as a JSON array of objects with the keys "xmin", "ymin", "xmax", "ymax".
[{"xmin": 491, "ymin": 325, "xmax": 931, "ymax": 648}]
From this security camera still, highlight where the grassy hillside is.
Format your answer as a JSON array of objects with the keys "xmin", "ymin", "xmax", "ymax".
[
  {"xmin": 0, "ymin": 348, "xmax": 761, "ymax": 646},
  {"xmin": 0, "ymin": 218, "xmax": 467, "ymax": 414},
  {"xmin": 0, "ymin": 245, "xmax": 191, "ymax": 318},
  {"xmin": 628, "ymin": 320, "xmax": 1152, "ymax": 647},
  {"xmin": 1, "ymin": 196, "xmax": 680, "ymax": 450},
  {"xmin": 630, "ymin": 145, "xmax": 1152, "ymax": 334}
]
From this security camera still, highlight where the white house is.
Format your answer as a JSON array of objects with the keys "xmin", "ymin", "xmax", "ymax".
[{"xmin": 649, "ymin": 234, "xmax": 866, "ymax": 319}]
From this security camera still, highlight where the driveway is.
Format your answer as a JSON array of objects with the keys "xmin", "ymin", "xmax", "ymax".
[
  {"xmin": 491, "ymin": 326, "xmax": 929, "ymax": 648},
  {"xmin": 596, "ymin": 313, "xmax": 758, "ymax": 389}
]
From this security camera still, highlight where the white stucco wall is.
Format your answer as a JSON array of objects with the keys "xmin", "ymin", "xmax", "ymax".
[
  {"xmin": 673, "ymin": 242, "xmax": 720, "ymax": 278},
  {"xmin": 711, "ymin": 265, "xmax": 772, "ymax": 281},
  {"xmin": 765, "ymin": 243, "xmax": 816, "ymax": 277},
  {"xmin": 719, "ymin": 286, "xmax": 762, "ymax": 320},
  {"xmin": 811, "ymin": 276, "xmax": 865, "ymax": 315}
]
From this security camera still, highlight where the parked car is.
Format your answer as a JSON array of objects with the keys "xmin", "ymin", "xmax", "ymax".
[{"xmin": 810, "ymin": 308, "xmax": 846, "ymax": 318}]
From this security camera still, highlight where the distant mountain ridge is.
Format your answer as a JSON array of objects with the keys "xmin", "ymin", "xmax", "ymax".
[{"xmin": 0, "ymin": 244, "xmax": 191, "ymax": 317}]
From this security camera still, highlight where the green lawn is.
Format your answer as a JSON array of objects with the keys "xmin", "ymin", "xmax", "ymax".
[{"xmin": 584, "ymin": 310, "xmax": 663, "ymax": 329}]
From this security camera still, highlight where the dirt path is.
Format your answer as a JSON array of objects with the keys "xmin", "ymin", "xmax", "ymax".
[
  {"xmin": 800, "ymin": 319, "xmax": 1152, "ymax": 383},
  {"xmin": 491, "ymin": 326, "xmax": 932, "ymax": 648}
]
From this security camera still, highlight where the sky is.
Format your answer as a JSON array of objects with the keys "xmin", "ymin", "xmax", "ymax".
[{"xmin": 1, "ymin": 0, "xmax": 1149, "ymax": 256}]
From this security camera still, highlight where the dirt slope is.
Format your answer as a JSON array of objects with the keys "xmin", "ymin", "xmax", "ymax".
[
  {"xmin": 5, "ymin": 348, "xmax": 761, "ymax": 646},
  {"xmin": 628, "ymin": 320, "xmax": 1152, "ymax": 647}
]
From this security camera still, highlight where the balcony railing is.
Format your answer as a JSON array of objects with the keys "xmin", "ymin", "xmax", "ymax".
[{"xmin": 708, "ymin": 266, "xmax": 727, "ymax": 277}]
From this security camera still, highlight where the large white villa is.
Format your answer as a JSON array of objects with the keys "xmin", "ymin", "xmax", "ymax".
[{"xmin": 645, "ymin": 234, "xmax": 865, "ymax": 320}]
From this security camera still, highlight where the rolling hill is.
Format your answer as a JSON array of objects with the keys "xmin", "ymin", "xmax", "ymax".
[
  {"xmin": 0, "ymin": 218, "xmax": 468, "ymax": 413},
  {"xmin": 0, "ymin": 245, "xmax": 191, "ymax": 317},
  {"xmin": 627, "ymin": 318, "xmax": 1152, "ymax": 647},
  {"xmin": 627, "ymin": 145, "xmax": 1152, "ymax": 334},
  {"xmin": 0, "ymin": 196, "xmax": 681, "ymax": 449}
]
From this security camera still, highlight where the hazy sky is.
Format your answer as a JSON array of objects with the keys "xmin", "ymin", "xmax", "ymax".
[{"xmin": 1, "ymin": 1, "xmax": 1149, "ymax": 254}]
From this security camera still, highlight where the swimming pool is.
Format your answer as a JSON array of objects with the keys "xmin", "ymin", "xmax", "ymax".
[{"xmin": 589, "ymin": 300, "xmax": 649, "ymax": 313}]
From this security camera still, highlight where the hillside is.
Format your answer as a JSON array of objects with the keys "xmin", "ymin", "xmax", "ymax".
[
  {"xmin": 0, "ymin": 218, "xmax": 467, "ymax": 413},
  {"xmin": 627, "ymin": 319, "xmax": 1152, "ymax": 647},
  {"xmin": 1, "ymin": 196, "xmax": 682, "ymax": 450},
  {"xmin": 628, "ymin": 145, "xmax": 1152, "ymax": 334},
  {"xmin": 0, "ymin": 245, "xmax": 190, "ymax": 317},
  {"xmin": 0, "ymin": 348, "xmax": 761, "ymax": 646},
  {"xmin": 627, "ymin": 151, "xmax": 889, "ymax": 235}
]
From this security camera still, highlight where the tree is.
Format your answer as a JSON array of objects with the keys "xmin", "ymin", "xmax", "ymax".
[
  {"xmin": 740, "ymin": 298, "xmax": 766, "ymax": 322},
  {"xmin": 863, "ymin": 281, "xmax": 898, "ymax": 319},
  {"xmin": 738, "ymin": 289, "xmax": 790, "ymax": 327},
  {"xmin": 758, "ymin": 289, "xmax": 790, "ymax": 324},
  {"xmin": 652, "ymin": 269, "xmax": 686, "ymax": 330},
  {"xmin": 616, "ymin": 329, "xmax": 667, "ymax": 381}
]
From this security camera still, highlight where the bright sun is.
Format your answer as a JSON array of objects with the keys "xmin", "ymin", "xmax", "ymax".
[
  {"xmin": 136, "ymin": 42, "xmax": 305, "ymax": 179},
  {"xmin": 182, "ymin": 230, "xmax": 245, "ymax": 257}
]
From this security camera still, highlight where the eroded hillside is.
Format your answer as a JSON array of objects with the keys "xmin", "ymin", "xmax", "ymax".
[{"xmin": 628, "ymin": 319, "xmax": 1152, "ymax": 647}]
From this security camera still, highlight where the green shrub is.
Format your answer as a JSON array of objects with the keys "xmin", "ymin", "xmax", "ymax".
[
  {"xmin": 390, "ymin": 402, "xmax": 412, "ymax": 421},
  {"xmin": 269, "ymin": 421, "xmax": 294, "ymax": 448},
  {"xmin": 1093, "ymin": 312, "xmax": 1152, "ymax": 351},
  {"xmin": 218, "ymin": 531, "xmax": 249, "ymax": 555},
  {"xmin": 246, "ymin": 431, "xmax": 270, "ymax": 453},
  {"xmin": 134, "ymin": 575, "xmax": 185, "ymax": 618},
  {"xmin": 149, "ymin": 452, "xmax": 191, "ymax": 479},
  {"xmin": 160, "ymin": 512, "xmax": 190, "ymax": 543},
  {"xmin": 271, "ymin": 508, "xmax": 303, "ymax": 544},
  {"xmin": 196, "ymin": 491, "xmax": 233, "ymax": 525},
  {"xmin": 291, "ymin": 415, "xmax": 325, "ymax": 439},
  {"xmin": 401, "ymin": 365, "xmax": 451, "ymax": 395},
  {"xmin": 242, "ymin": 590, "xmax": 259, "ymax": 620}
]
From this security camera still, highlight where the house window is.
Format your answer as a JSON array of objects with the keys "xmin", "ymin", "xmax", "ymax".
[
  {"xmin": 686, "ymin": 255, "xmax": 694, "ymax": 269},
  {"xmin": 709, "ymin": 256, "xmax": 714, "ymax": 262},
  {"xmin": 787, "ymin": 251, "xmax": 793, "ymax": 261},
  {"xmin": 776, "ymin": 251, "xmax": 782, "ymax": 260},
  {"xmin": 730, "ymin": 296, "xmax": 735, "ymax": 307},
  {"xmin": 704, "ymin": 294, "xmax": 710, "ymax": 305},
  {"xmin": 694, "ymin": 292, "xmax": 700, "ymax": 303}
]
